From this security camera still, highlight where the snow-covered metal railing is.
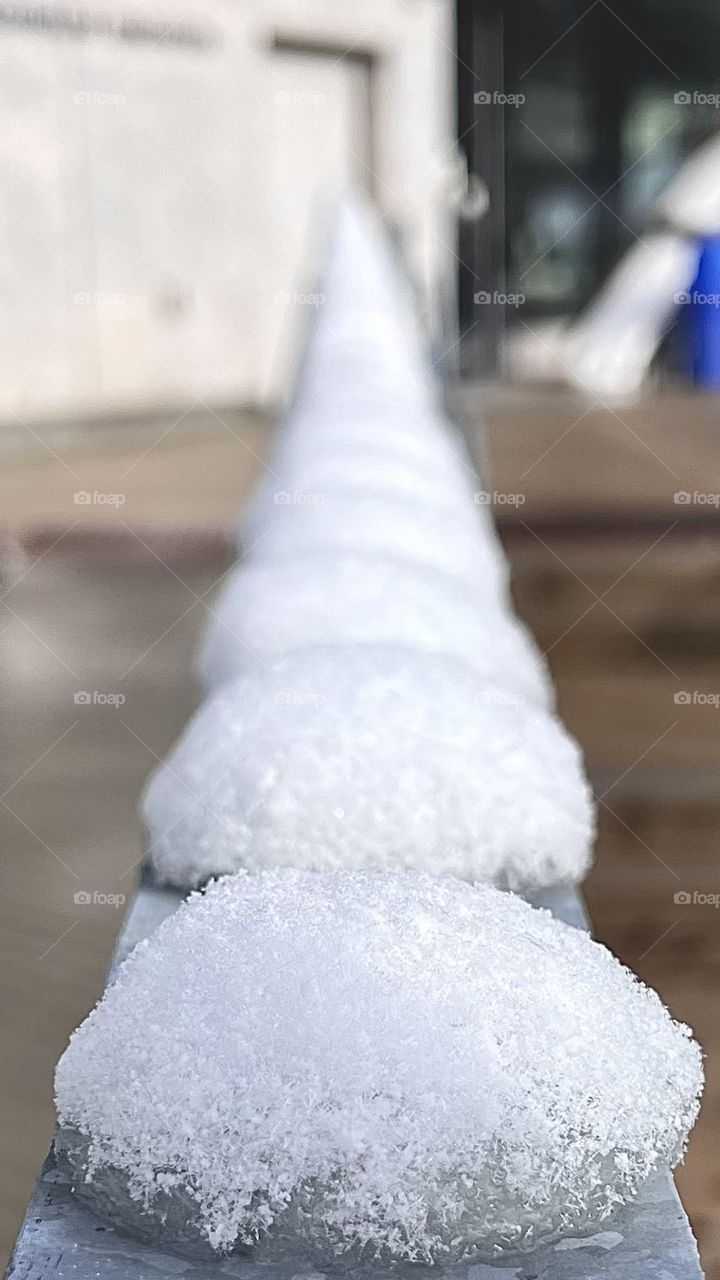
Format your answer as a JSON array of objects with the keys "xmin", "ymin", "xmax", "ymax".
[
  {"xmin": 8, "ymin": 873, "xmax": 703, "ymax": 1280},
  {"xmin": 7, "ymin": 198, "xmax": 705, "ymax": 1278}
]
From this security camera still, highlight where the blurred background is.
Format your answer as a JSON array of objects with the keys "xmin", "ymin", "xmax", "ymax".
[{"xmin": 1, "ymin": 0, "xmax": 720, "ymax": 1275}]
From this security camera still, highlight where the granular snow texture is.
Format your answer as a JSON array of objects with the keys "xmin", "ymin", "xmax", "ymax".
[
  {"xmin": 198, "ymin": 554, "xmax": 551, "ymax": 704},
  {"xmin": 55, "ymin": 870, "xmax": 702, "ymax": 1264},
  {"xmin": 143, "ymin": 645, "xmax": 592, "ymax": 890}
]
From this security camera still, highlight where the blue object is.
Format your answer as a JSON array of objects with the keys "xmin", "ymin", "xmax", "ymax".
[{"xmin": 686, "ymin": 235, "xmax": 720, "ymax": 387}]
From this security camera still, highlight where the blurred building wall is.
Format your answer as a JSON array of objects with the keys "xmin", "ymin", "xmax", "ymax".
[{"xmin": 0, "ymin": 0, "xmax": 457, "ymax": 424}]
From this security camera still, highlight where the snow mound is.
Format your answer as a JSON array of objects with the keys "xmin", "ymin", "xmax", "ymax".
[
  {"xmin": 55, "ymin": 870, "xmax": 702, "ymax": 1264},
  {"xmin": 198, "ymin": 554, "xmax": 550, "ymax": 703},
  {"xmin": 143, "ymin": 645, "xmax": 593, "ymax": 890},
  {"xmin": 244, "ymin": 445, "xmax": 478, "ymax": 541},
  {"xmin": 268, "ymin": 411, "xmax": 474, "ymax": 477},
  {"xmin": 243, "ymin": 416, "xmax": 485, "ymax": 549},
  {"xmin": 291, "ymin": 197, "xmax": 436, "ymax": 418},
  {"xmin": 245, "ymin": 490, "xmax": 508, "ymax": 593},
  {"xmin": 241, "ymin": 197, "xmax": 487, "ymax": 548}
]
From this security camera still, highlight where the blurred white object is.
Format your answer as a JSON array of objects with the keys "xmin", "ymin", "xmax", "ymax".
[
  {"xmin": 250, "ymin": 449, "xmax": 477, "ymax": 521},
  {"xmin": 657, "ymin": 130, "xmax": 720, "ymax": 235},
  {"xmin": 291, "ymin": 195, "xmax": 435, "ymax": 418},
  {"xmin": 199, "ymin": 554, "xmax": 551, "ymax": 704},
  {"xmin": 247, "ymin": 197, "xmax": 469, "ymax": 508},
  {"xmin": 248, "ymin": 490, "xmax": 508, "ymax": 593},
  {"xmin": 505, "ymin": 318, "xmax": 569, "ymax": 385},
  {"xmin": 244, "ymin": 195, "xmax": 508, "ymax": 589},
  {"xmin": 243, "ymin": 419, "xmax": 479, "ymax": 545},
  {"xmin": 560, "ymin": 234, "xmax": 698, "ymax": 400}
]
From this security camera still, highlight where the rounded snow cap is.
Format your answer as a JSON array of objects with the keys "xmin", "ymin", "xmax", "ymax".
[
  {"xmin": 55, "ymin": 870, "xmax": 702, "ymax": 1265},
  {"xmin": 144, "ymin": 645, "xmax": 593, "ymax": 891},
  {"xmin": 198, "ymin": 554, "xmax": 551, "ymax": 704}
]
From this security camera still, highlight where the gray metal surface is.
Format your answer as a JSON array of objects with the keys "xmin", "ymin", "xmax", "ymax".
[{"xmin": 7, "ymin": 879, "xmax": 704, "ymax": 1280}]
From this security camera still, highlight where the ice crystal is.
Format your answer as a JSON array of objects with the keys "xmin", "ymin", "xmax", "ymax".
[{"xmin": 56, "ymin": 870, "xmax": 702, "ymax": 1264}]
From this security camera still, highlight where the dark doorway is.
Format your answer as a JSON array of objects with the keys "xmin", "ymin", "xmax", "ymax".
[{"xmin": 457, "ymin": 0, "xmax": 720, "ymax": 371}]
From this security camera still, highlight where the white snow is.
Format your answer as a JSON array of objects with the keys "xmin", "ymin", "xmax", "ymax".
[
  {"xmin": 55, "ymin": 869, "xmax": 703, "ymax": 1263},
  {"xmin": 198, "ymin": 554, "xmax": 551, "ymax": 704},
  {"xmin": 240, "ymin": 200, "xmax": 504, "ymax": 589},
  {"xmin": 144, "ymin": 645, "xmax": 592, "ymax": 891},
  {"xmin": 245, "ymin": 490, "xmax": 508, "ymax": 593},
  {"xmin": 242, "ymin": 440, "xmax": 479, "ymax": 543}
]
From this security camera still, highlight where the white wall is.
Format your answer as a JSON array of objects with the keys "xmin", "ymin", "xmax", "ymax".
[{"xmin": 0, "ymin": 0, "xmax": 457, "ymax": 422}]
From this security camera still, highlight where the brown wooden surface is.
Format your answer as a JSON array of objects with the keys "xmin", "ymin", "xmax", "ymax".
[{"xmin": 481, "ymin": 388, "xmax": 720, "ymax": 1280}]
